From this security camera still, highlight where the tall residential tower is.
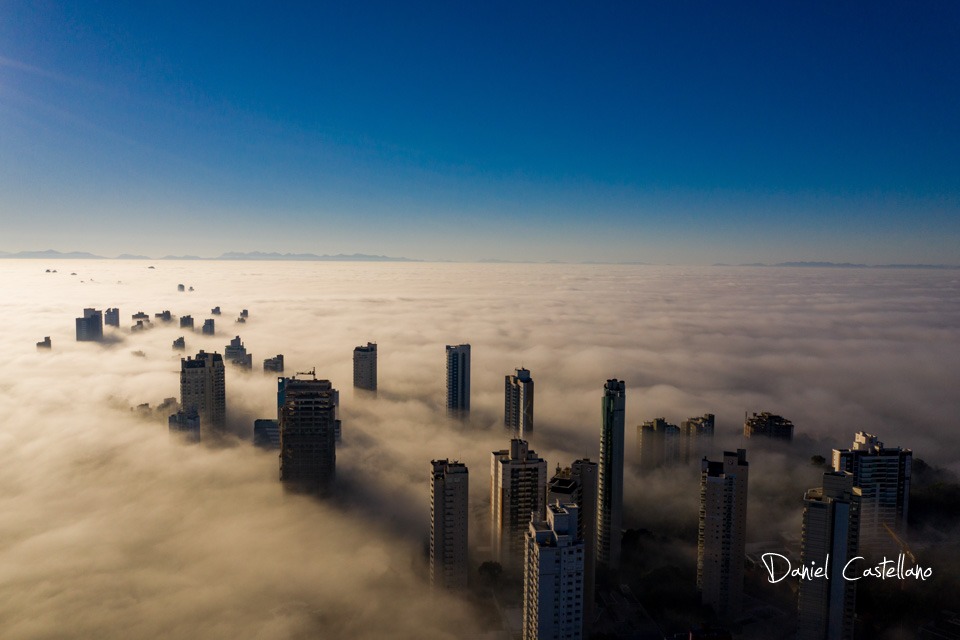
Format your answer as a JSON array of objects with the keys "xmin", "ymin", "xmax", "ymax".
[
  {"xmin": 446, "ymin": 344, "xmax": 471, "ymax": 415},
  {"xmin": 278, "ymin": 375, "xmax": 339, "ymax": 495},
  {"xmin": 597, "ymin": 379, "xmax": 625, "ymax": 577},
  {"xmin": 353, "ymin": 342, "xmax": 377, "ymax": 391},
  {"xmin": 179, "ymin": 350, "xmax": 226, "ymax": 436},
  {"xmin": 504, "ymin": 367, "xmax": 534, "ymax": 438},
  {"xmin": 430, "ymin": 459, "xmax": 469, "ymax": 591},
  {"xmin": 491, "ymin": 439, "xmax": 547, "ymax": 570}
]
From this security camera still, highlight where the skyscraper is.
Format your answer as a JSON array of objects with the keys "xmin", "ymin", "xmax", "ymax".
[
  {"xmin": 353, "ymin": 342, "xmax": 377, "ymax": 391},
  {"xmin": 597, "ymin": 379, "xmax": 625, "ymax": 577},
  {"xmin": 797, "ymin": 472, "xmax": 862, "ymax": 640},
  {"xmin": 278, "ymin": 374, "xmax": 338, "ymax": 495},
  {"xmin": 491, "ymin": 439, "xmax": 547, "ymax": 570},
  {"xmin": 523, "ymin": 502, "xmax": 585, "ymax": 640},
  {"xmin": 179, "ymin": 350, "xmax": 226, "ymax": 436},
  {"xmin": 104, "ymin": 308, "xmax": 120, "ymax": 327},
  {"xmin": 430, "ymin": 459, "xmax": 469, "ymax": 591},
  {"xmin": 681, "ymin": 414, "xmax": 715, "ymax": 464},
  {"xmin": 832, "ymin": 432, "xmax": 911, "ymax": 554},
  {"xmin": 743, "ymin": 411, "xmax": 794, "ymax": 441},
  {"xmin": 446, "ymin": 344, "xmax": 471, "ymax": 415},
  {"xmin": 168, "ymin": 409, "xmax": 200, "ymax": 443},
  {"xmin": 547, "ymin": 459, "xmax": 599, "ymax": 635},
  {"xmin": 224, "ymin": 336, "xmax": 252, "ymax": 368},
  {"xmin": 698, "ymin": 449, "xmax": 749, "ymax": 619},
  {"xmin": 504, "ymin": 367, "xmax": 534, "ymax": 437},
  {"xmin": 75, "ymin": 308, "xmax": 103, "ymax": 341},
  {"xmin": 637, "ymin": 417, "xmax": 680, "ymax": 472}
]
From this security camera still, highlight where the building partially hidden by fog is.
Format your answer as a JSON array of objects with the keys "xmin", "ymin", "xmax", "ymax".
[
  {"xmin": 548, "ymin": 459, "xmax": 599, "ymax": 635},
  {"xmin": 154, "ymin": 310, "xmax": 172, "ymax": 322},
  {"xmin": 202, "ymin": 319, "xmax": 215, "ymax": 335},
  {"xmin": 743, "ymin": 411, "xmax": 794, "ymax": 442},
  {"xmin": 36, "ymin": 336, "xmax": 51, "ymax": 350},
  {"xmin": 172, "ymin": 336, "xmax": 185, "ymax": 350},
  {"xmin": 179, "ymin": 351, "xmax": 226, "ymax": 437},
  {"xmin": 445, "ymin": 344, "xmax": 470, "ymax": 416},
  {"xmin": 698, "ymin": 449, "xmax": 749, "ymax": 620},
  {"xmin": 180, "ymin": 315, "xmax": 194, "ymax": 329},
  {"xmin": 75, "ymin": 308, "xmax": 103, "ymax": 341},
  {"xmin": 523, "ymin": 502, "xmax": 585, "ymax": 640},
  {"xmin": 832, "ymin": 432, "xmax": 911, "ymax": 554},
  {"xmin": 278, "ymin": 374, "xmax": 339, "ymax": 495},
  {"xmin": 637, "ymin": 417, "xmax": 680, "ymax": 472},
  {"xmin": 597, "ymin": 379, "xmax": 625, "ymax": 578},
  {"xmin": 430, "ymin": 459, "xmax": 469, "ymax": 591},
  {"xmin": 211, "ymin": 306, "xmax": 221, "ymax": 315},
  {"xmin": 681, "ymin": 414, "xmax": 715, "ymax": 463},
  {"xmin": 168, "ymin": 409, "xmax": 200, "ymax": 443},
  {"xmin": 224, "ymin": 336, "xmax": 252, "ymax": 368},
  {"xmin": 797, "ymin": 472, "xmax": 861, "ymax": 640},
  {"xmin": 491, "ymin": 439, "xmax": 546, "ymax": 570},
  {"xmin": 104, "ymin": 308, "xmax": 120, "ymax": 327},
  {"xmin": 353, "ymin": 342, "xmax": 377, "ymax": 391},
  {"xmin": 504, "ymin": 367, "xmax": 534, "ymax": 437},
  {"xmin": 253, "ymin": 418, "xmax": 280, "ymax": 449},
  {"xmin": 263, "ymin": 354, "xmax": 284, "ymax": 373}
]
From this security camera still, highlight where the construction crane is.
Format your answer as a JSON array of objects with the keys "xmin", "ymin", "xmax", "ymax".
[{"xmin": 883, "ymin": 522, "xmax": 916, "ymax": 564}]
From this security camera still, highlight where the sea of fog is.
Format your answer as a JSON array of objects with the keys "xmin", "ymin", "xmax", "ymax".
[{"xmin": 1, "ymin": 260, "xmax": 958, "ymax": 638}]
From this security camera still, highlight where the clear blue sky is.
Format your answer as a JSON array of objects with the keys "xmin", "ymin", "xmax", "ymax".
[{"xmin": 2, "ymin": 2, "xmax": 958, "ymax": 263}]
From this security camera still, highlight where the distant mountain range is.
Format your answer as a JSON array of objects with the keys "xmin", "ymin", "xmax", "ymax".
[
  {"xmin": 712, "ymin": 261, "xmax": 960, "ymax": 270},
  {"xmin": 0, "ymin": 249, "xmax": 417, "ymax": 262}
]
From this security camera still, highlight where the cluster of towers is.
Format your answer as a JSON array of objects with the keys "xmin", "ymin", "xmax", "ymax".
[{"xmin": 431, "ymin": 379, "xmax": 626, "ymax": 640}]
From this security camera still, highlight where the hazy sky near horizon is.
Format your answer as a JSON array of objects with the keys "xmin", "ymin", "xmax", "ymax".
[
  {"xmin": 2, "ymin": 261, "xmax": 959, "ymax": 637},
  {"xmin": 1, "ymin": 3, "xmax": 959, "ymax": 263}
]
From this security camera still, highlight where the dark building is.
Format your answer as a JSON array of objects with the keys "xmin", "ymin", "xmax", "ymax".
[
  {"xmin": 253, "ymin": 419, "xmax": 280, "ymax": 449},
  {"xmin": 177, "ymin": 284, "xmax": 185, "ymax": 292},
  {"xmin": 211, "ymin": 306, "xmax": 221, "ymax": 315},
  {"xmin": 681, "ymin": 414, "xmax": 715, "ymax": 463},
  {"xmin": 168, "ymin": 410, "xmax": 200, "ymax": 443},
  {"xmin": 37, "ymin": 336, "xmax": 52, "ymax": 350},
  {"xmin": 743, "ymin": 412, "xmax": 794, "ymax": 442},
  {"xmin": 446, "ymin": 344, "xmax": 470, "ymax": 415},
  {"xmin": 180, "ymin": 315, "xmax": 194, "ymax": 329},
  {"xmin": 278, "ymin": 374, "xmax": 339, "ymax": 495},
  {"xmin": 75, "ymin": 308, "xmax": 103, "ymax": 341},
  {"xmin": 263, "ymin": 354, "xmax": 284, "ymax": 373},
  {"xmin": 104, "ymin": 308, "xmax": 120, "ymax": 327},
  {"xmin": 172, "ymin": 336, "xmax": 185, "ymax": 350},
  {"xmin": 201, "ymin": 319, "xmax": 215, "ymax": 335},
  {"xmin": 353, "ymin": 342, "xmax": 377, "ymax": 391}
]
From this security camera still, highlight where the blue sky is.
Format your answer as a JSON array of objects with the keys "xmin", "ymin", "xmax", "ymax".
[{"xmin": 1, "ymin": 2, "xmax": 958, "ymax": 263}]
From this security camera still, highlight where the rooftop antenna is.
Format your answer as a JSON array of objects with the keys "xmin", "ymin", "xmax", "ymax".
[{"xmin": 296, "ymin": 367, "xmax": 316, "ymax": 379}]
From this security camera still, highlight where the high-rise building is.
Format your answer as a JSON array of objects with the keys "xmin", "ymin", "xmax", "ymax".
[
  {"xmin": 504, "ymin": 367, "xmax": 534, "ymax": 437},
  {"xmin": 597, "ymin": 379, "xmax": 625, "ymax": 577},
  {"xmin": 168, "ymin": 409, "xmax": 200, "ymax": 443},
  {"xmin": 797, "ymin": 472, "xmax": 861, "ymax": 640},
  {"xmin": 278, "ymin": 375, "xmax": 338, "ymax": 495},
  {"xmin": 523, "ymin": 502, "xmax": 585, "ymax": 640},
  {"xmin": 224, "ymin": 336, "xmax": 252, "ymax": 368},
  {"xmin": 75, "ymin": 308, "xmax": 103, "ymax": 341},
  {"xmin": 681, "ymin": 414, "xmax": 715, "ymax": 463},
  {"xmin": 698, "ymin": 449, "xmax": 749, "ymax": 619},
  {"xmin": 430, "ymin": 459, "xmax": 469, "ymax": 591},
  {"xmin": 832, "ymin": 432, "xmax": 911, "ymax": 554},
  {"xmin": 202, "ymin": 319, "xmax": 215, "ymax": 335},
  {"xmin": 491, "ymin": 439, "xmax": 547, "ymax": 570},
  {"xmin": 104, "ymin": 308, "xmax": 120, "ymax": 327},
  {"xmin": 172, "ymin": 336, "xmax": 185, "ymax": 350},
  {"xmin": 36, "ymin": 336, "xmax": 52, "ymax": 350},
  {"xmin": 253, "ymin": 418, "xmax": 280, "ymax": 449},
  {"xmin": 180, "ymin": 315, "xmax": 194, "ymax": 329},
  {"xmin": 179, "ymin": 351, "xmax": 226, "ymax": 436},
  {"xmin": 637, "ymin": 417, "xmax": 680, "ymax": 472},
  {"xmin": 263, "ymin": 354, "xmax": 284, "ymax": 373},
  {"xmin": 353, "ymin": 342, "xmax": 377, "ymax": 391},
  {"xmin": 446, "ymin": 344, "xmax": 471, "ymax": 415},
  {"xmin": 547, "ymin": 460, "xmax": 599, "ymax": 635},
  {"xmin": 743, "ymin": 412, "xmax": 794, "ymax": 442}
]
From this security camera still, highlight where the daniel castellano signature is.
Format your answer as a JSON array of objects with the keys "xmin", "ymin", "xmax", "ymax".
[{"xmin": 760, "ymin": 553, "xmax": 933, "ymax": 583}]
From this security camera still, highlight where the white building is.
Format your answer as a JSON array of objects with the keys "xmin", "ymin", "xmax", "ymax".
[
  {"xmin": 597, "ymin": 379, "xmax": 625, "ymax": 576},
  {"xmin": 491, "ymin": 439, "xmax": 547, "ymax": 570},
  {"xmin": 446, "ymin": 344, "xmax": 471, "ymax": 415},
  {"xmin": 797, "ymin": 472, "xmax": 862, "ymax": 640},
  {"xmin": 431, "ymin": 459, "xmax": 469, "ymax": 591},
  {"xmin": 504, "ymin": 367, "xmax": 534, "ymax": 437},
  {"xmin": 353, "ymin": 342, "xmax": 377, "ymax": 391},
  {"xmin": 698, "ymin": 449, "xmax": 749, "ymax": 619},
  {"xmin": 832, "ymin": 431, "xmax": 911, "ymax": 554},
  {"xmin": 523, "ymin": 502, "xmax": 585, "ymax": 640}
]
